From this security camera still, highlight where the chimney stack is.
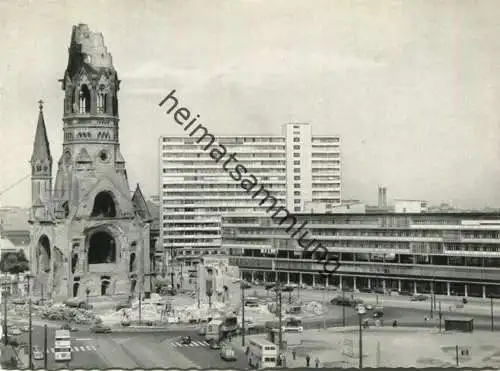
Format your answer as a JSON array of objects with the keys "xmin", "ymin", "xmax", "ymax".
[
  {"xmin": 382, "ymin": 187, "xmax": 387, "ymax": 208},
  {"xmin": 378, "ymin": 187, "xmax": 383, "ymax": 208}
]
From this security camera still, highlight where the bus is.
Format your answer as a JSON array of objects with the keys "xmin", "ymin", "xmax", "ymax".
[
  {"xmin": 54, "ymin": 329, "xmax": 72, "ymax": 362},
  {"xmin": 205, "ymin": 314, "xmax": 239, "ymax": 343},
  {"xmin": 246, "ymin": 338, "xmax": 277, "ymax": 369}
]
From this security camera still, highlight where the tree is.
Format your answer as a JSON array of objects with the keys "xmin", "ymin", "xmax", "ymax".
[{"xmin": 0, "ymin": 250, "xmax": 30, "ymax": 294}]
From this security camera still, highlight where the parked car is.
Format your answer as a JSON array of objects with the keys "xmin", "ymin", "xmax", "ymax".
[
  {"xmin": 373, "ymin": 288, "xmax": 385, "ymax": 295},
  {"xmin": 411, "ymin": 294, "xmax": 429, "ymax": 302},
  {"xmin": 364, "ymin": 303, "xmax": 374, "ymax": 310},
  {"xmin": 61, "ymin": 323, "xmax": 78, "ymax": 332},
  {"xmin": 90, "ymin": 324, "xmax": 112, "ymax": 334},
  {"xmin": 359, "ymin": 288, "xmax": 372, "ymax": 293},
  {"xmin": 115, "ymin": 301, "xmax": 131, "ymax": 311},
  {"xmin": 33, "ymin": 346, "xmax": 44, "ymax": 360},
  {"xmin": 10, "ymin": 327, "xmax": 22, "ymax": 336},
  {"xmin": 21, "ymin": 325, "xmax": 29, "ymax": 332}
]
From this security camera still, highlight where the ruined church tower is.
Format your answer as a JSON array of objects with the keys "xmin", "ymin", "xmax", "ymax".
[{"xmin": 29, "ymin": 24, "xmax": 152, "ymax": 302}]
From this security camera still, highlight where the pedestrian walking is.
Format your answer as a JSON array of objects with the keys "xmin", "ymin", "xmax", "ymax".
[
  {"xmin": 306, "ymin": 353, "xmax": 311, "ymax": 367},
  {"xmin": 292, "ymin": 349, "xmax": 296, "ymax": 360},
  {"xmin": 315, "ymin": 357, "xmax": 320, "ymax": 368}
]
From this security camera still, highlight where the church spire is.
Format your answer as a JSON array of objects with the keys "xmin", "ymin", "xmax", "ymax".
[
  {"xmin": 30, "ymin": 100, "xmax": 52, "ymax": 165},
  {"xmin": 132, "ymin": 183, "xmax": 152, "ymax": 222}
]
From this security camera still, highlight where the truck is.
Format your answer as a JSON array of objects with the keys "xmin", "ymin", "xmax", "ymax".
[{"xmin": 54, "ymin": 329, "xmax": 72, "ymax": 362}]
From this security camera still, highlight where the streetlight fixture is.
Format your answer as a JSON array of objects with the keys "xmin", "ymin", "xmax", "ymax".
[
  {"xmin": 25, "ymin": 273, "xmax": 34, "ymax": 370},
  {"xmin": 356, "ymin": 304, "xmax": 367, "ymax": 368},
  {"xmin": 240, "ymin": 281, "xmax": 252, "ymax": 347}
]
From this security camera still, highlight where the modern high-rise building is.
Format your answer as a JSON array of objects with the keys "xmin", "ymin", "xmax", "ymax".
[{"xmin": 159, "ymin": 123, "xmax": 341, "ymax": 265}]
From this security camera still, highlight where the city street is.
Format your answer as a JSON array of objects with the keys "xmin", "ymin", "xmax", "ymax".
[{"xmin": 6, "ymin": 287, "xmax": 500, "ymax": 369}]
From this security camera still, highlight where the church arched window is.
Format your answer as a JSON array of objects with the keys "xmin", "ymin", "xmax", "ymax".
[
  {"xmin": 79, "ymin": 84, "xmax": 91, "ymax": 113},
  {"xmin": 70, "ymin": 88, "xmax": 77, "ymax": 113},
  {"xmin": 97, "ymin": 87, "xmax": 107, "ymax": 114},
  {"xmin": 112, "ymin": 95, "xmax": 118, "ymax": 116}
]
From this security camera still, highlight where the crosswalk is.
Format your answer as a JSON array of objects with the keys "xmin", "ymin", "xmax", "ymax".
[
  {"xmin": 170, "ymin": 340, "xmax": 210, "ymax": 348},
  {"xmin": 48, "ymin": 345, "xmax": 97, "ymax": 353}
]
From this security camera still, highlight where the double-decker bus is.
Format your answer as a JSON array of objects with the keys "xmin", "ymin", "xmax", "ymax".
[
  {"xmin": 246, "ymin": 338, "xmax": 277, "ymax": 369},
  {"xmin": 54, "ymin": 329, "xmax": 72, "ymax": 362}
]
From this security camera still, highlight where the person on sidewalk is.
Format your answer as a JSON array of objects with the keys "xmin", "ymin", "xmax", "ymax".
[
  {"xmin": 306, "ymin": 353, "xmax": 311, "ymax": 367},
  {"xmin": 315, "ymin": 357, "xmax": 320, "ymax": 368},
  {"xmin": 292, "ymin": 349, "xmax": 296, "ymax": 360}
]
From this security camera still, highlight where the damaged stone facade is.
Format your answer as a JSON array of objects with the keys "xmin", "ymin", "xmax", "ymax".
[{"xmin": 28, "ymin": 24, "xmax": 152, "ymax": 302}]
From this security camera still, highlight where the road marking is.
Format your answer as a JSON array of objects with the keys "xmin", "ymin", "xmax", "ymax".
[
  {"xmin": 86, "ymin": 345, "xmax": 97, "ymax": 351},
  {"xmin": 74, "ymin": 338, "xmax": 93, "ymax": 341}
]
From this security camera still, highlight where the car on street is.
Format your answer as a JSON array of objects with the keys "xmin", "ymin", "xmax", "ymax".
[
  {"xmin": 411, "ymin": 294, "xmax": 429, "ymax": 302},
  {"xmin": 364, "ymin": 303, "xmax": 374, "ymax": 310},
  {"xmin": 33, "ymin": 346, "xmax": 44, "ymax": 360},
  {"xmin": 90, "ymin": 324, "xmax": 112, "ymax": 334},
  {"xmin": 181, "ymin": 336, "xmax": 192, "ymax": 345},
  {"xmin": 61, "ymin": 323, "xmax": 78, "ymax": 332},
  {"xmin": 220, "ymin": 345, "xmax": 236, "ymax": 361},
  {"xmin": 210, "ymin": 340, "xmax": 221, "ymax": 350},
  {"xmin": 10, "ymin": 327, "xmax": 22, "ymax": 336},
  {"xmin": 21, "ymin": 325, "xmax": 29, "ymax": 332}
]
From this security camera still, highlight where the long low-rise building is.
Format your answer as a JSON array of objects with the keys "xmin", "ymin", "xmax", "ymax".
[{"xmin": 221, "ymin": 212, "xmax": 500, "ymax": 298}]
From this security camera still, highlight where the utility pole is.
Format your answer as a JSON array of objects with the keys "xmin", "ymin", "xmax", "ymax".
[
  {"xmin": 491, "ymin": 295, "xmax": 494, "ymax": 332},
  {"xmin": 439, "ymin": 300, "xmax": 442, "ymax": 333},
  {"xmin": 430, "ymin": 281, "xmax": 434, "ymax": 319},
  {"xmin": 240, "ymin": 281, "xmax": 251, "ymax": 347},
  {"xmin": 195, "ymin": 270, "xmax": 200, "ymax": 308},
  {"xmin": 138, "ymin": 293, "xmax": 142, "ymax": 325},
  {"xmin": 43, "ymin": 324, "xmax": 48, "ymax": 369},
  {"xmin": 26, "ymin": 274, "xmax": 33, "ymax": 370},
  {"xmin": 278, "ymin": 289, "xmax": 283, "ymax": 354},
  {"xmin": 2, "ymin": 283, "xmax": 7, "ymax": 345},
  {"xmin": 342, "ymin": 289, "xmax": 346, "ymax": 327}
]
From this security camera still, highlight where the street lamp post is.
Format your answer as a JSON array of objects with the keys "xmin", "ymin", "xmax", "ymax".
[
  {"xmin": 2, "ymin": 282, "xmax": 8, "ymax": 346},
  {"xmin": 240, "ymin": 281, "xmax": 251, "ymax": 347},
  {"xmin": 25, "ymin": 273, "xmax": 34, "ymax": 370},
  {"xmin": 438, "ymin": 300, "xmax": 443, "ymax": 333},
  {"xmin": 267, "ymin": 282, "xmax": 294, "ymax": 363},
  {"xmin": 357, "ymin": 305, "xmax": 367, "ymax": 368},
  {"xmin": 342, "ymin": 289, "xmax": 346, "ymax": 326},
  {"xmin": 85, "ymin": 288, "xmax": 90, "ymax": 307},
  {"xmin": 489, "ymin": 294, "xmax": 498, "ymax": 332},
  {"xmin": 207, "ymin": 289, "xmax": 213, "ymax": 309}
]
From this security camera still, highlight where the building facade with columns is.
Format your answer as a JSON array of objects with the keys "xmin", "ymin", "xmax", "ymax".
[
  {"xmin": 28, "ymin": 24, "xmax": 152, "ymax": 302},
  {"xmin": 222, "ymin": 212, "xmax": 500, "ymax": 298}
]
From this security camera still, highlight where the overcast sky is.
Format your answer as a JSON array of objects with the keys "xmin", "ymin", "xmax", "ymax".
[{"xmin": 0, "ymin": 0, "xmax": 499, "ymax": 209}]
